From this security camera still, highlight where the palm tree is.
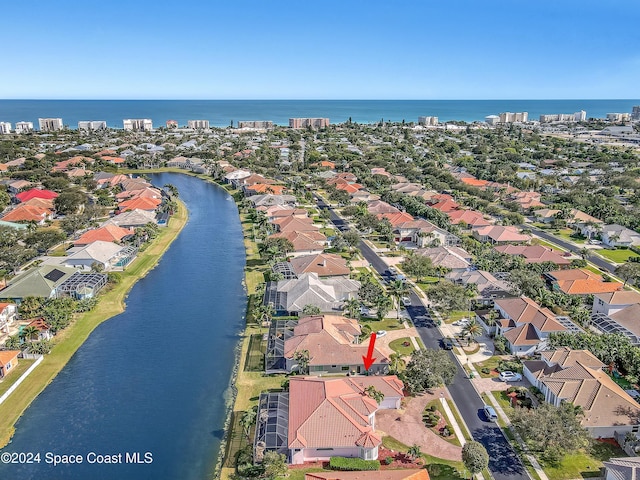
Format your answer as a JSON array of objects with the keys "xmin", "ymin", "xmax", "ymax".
[
  {"xmin": 240, "ymin": 407, "xmax": 257, "ymax": 440},
  {"xmin": 20, "ymin": 325, "xmax": 40, "ymax": 342},
  {"xmin": 163, "ymin": 183, "xmax": 179, "ymax": 197},
  {"xmin": 293, "ymin": 349, "xmax": 310, "ymax": 374},
  {"xmin": 344, "ymin": 298, "xmax": 361, "ymax": 320},
  {"xmin": 408, "ymin": 444, "xmax": 422, "ymax": 460},
  {"xmin": 578, "ymin": 247, "xmax": 591, "ymax": 260},
  {"xmin": 388, "ymin": 279, "xmax": 409, "ymax": 320},
  {"xmin": 462, "ymin": 320, "xmax": 483, "ymax": 346}
]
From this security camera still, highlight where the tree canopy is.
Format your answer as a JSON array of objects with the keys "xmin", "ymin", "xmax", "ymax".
[{"xmin": 402, "ymin": 348, "xmax": 457, "ymax": 393}]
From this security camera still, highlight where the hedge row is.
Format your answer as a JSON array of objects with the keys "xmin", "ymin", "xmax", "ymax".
[{"xmin": 329, "ymin": 457, "xmax": 381, "ymax": 471}]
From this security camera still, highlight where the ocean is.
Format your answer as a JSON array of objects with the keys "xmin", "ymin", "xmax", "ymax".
[{"xmin": 0, "ymin": 99, "xmax": 638, "ymax": 129}]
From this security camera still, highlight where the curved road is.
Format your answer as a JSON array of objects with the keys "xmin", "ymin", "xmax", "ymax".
[{"xmin": 316, "ymin": 195, "xmax": 529, "ymax": 480}]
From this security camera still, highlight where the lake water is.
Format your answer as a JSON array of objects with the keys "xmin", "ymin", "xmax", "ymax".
[{"xmin": 0, "ymin": 173, "xmax": 246, "ymax": 480}]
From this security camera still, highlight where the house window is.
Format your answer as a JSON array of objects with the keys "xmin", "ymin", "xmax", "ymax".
[
  {"xmin": 5, "ymin": 362, "xmax": 11, "ymax": 371},
  {"xmin": 316, "ymin": 448, "xmax": 333, "ymax": 451},
  {"xmin": 341, "ymin": 366, "xmax": 349, "ymax": 371}
]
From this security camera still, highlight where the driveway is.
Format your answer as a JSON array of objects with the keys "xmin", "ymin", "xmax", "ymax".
[
  {"xmin": 368, "ymin": 326, "xmax": 420, "ymax": 358},
  {"xmin": 376, "ymin": 389, "xmax": 462, "ymax": 462}
]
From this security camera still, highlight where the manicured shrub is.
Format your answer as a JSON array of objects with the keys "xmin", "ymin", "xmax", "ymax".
[
  {"xmin": 329, "ymin": 457, "xmax": 380, "ymax": 471},
  {"xmin": 481, "ymin": 367, "xmax": 491, "ymax": 375},
  {"xmin": 384, "ymin": 456, "xmax": 393, "ymax": 465}
]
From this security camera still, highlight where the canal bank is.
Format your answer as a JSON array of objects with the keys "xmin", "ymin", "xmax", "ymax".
[
  {"xmin": 0, "ymin": 173, "xmax": 247, "ymax": 480},
  {"xmin": 0, "ymin": 198, "xmax": 188, "ymax": 449}
]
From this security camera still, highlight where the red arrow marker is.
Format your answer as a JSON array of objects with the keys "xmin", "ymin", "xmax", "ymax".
[{"xmin": 362, "ymin": 333, "xmax": 377, "ymax": 371}]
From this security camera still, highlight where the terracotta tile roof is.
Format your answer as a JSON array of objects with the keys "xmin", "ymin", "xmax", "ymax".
[
  {"xmin": 429, "ymin": 199, "xmax": 459, "ymax": 213},
  {"xmin": 495, "ymin": 244, "xmax": 570, "ymax": 265},
  {"xmin": 290, "ymin": 253, "xmax": 351, "ymax": 277},
  {"xmin": 474, "ymin": 225, "xmax": 531, "ymax": 243},
  {"xmin": 495, "ymin": 296, "xmax": 566, "ymax": 333},
  {"xmin": 285, "ymin": 316, "xmax": 388, "ymax": 368},
  {"xmin": 377, "ymin": 212, "xmax": 414, "ymax": 226},
  {"xmin": 0, "ymin": 350, "xmax": 20, "ymax": 366},
  {"xmin": 503, "ymin": 323, "xmax": 542, "ymax": 346},
  {"xmin": 246, "ymin": 184, "xmax": 285, "ymax": 195},
  {"xmin": 367, "ymin": 201, "xmax": 400, "ymax": 215},
  {"xmin": 273, "ymin": 216, "xmax": 319, "ymax": 233},
  {"xmin": 15, "ymin": 188, "xmax": 58, "ymax": 203},
  {"xmin": 447, "ymin": 209, "xmax": 491, "ymax": 227},
  {"xmin": 270, "ymin": 231, "xmax": 327, "ymax": 252},
  {"xmin": 22, "ymin": 197, "xmax": 55, "ymax": 210},
  {"xmin": 118, "ymin": 197, "xmax": 161, "ymax": 212},
  {"xmin": 74, "ymin": 225, "xmax": 134, "ymax": 246},
  {"xmin": 27, "ymin": 317, "xmax": 51, "ymax": 331},
  {"xmin": 1, "ymin": 204, "xmax": 51, "ymax": 222},
  {"xmin": 0, "ymin": 302, "xmax": 15, "ymax": 311},
  {"xmin": 528, "ymin": 353, "xmax": 640, "ymax": 428},
  {"xmin": 305, "ymin": 470, "xmax": 429, "ymax": 480},
  {"xmin": 288, "ymin": 376, "xmax": 403, "ymax": 450},
  {"xmin": 594, "ymin": 290, "xmax": 640, "ymax": 306},
  {"xmin": 539, "ymin": 347, "xmax": 604, "ymax": 369},
  {"xmin": 555, "ymin": 278, "xmax": 623, "ymax": 295},
  {"xmin": 460, "ymin": 177, "xmax": 489, "ymax": 187},
  {"xmin": 336, "ymin": 183, "xmax": 363, "ymax": 194}
]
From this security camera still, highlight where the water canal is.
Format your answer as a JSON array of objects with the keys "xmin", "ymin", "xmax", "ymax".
[{"xmin": 0, "ymin": 173, "xmax": 246, "ymax": 479}]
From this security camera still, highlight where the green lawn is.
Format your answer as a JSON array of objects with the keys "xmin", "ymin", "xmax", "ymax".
[
  {"xmin": 539, "ymin": 442, "xmax": 626, "ymax": 480},
  {"xmin": 555, "ymin": 228, "xmax": 586, "ymax": 244},
  {"xmin": 389, "ymin": 337, "xmax": 417, "ymax": 356},
  {"xmin": 444, "ymin": 310, "xmax": 471, "ymax": 324},
  {"xmin": 361, "ymin": 317, "xmax": 406, "ymax": 333},
  {"xmin": 474, "ymin": 356, "xmax": 502, "ymax": 378},
  {"xmin": 0, "ymin": 359, "xmax": 36, "ymax": 398},
  {"xmin": 424, "ymin": 400, "xmax": 462, "ymax": 447},
  {"xmin": 597, "ymin": 248, "xmax": 640, "ymax": 263},
  {"xmin": 382, "ymin": 436, "xmax": 466, "ymax": 480}
]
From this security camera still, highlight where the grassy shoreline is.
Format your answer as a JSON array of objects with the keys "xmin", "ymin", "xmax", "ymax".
[{"xmin": 0, "ymin": 198, "xmax": 188, "ymax": 448}]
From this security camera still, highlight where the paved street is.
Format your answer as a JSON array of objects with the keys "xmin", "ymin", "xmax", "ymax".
[
  {"xmin": 316, "ymin": 195, "xmax": 529, "ymax": 480},
  {"xmin": 523, "ymin": 224, "xmax": 617, "ymax": 273}
]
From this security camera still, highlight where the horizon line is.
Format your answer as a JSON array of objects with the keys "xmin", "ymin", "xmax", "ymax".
[{"xmin": 1, "ymin": 98, "xmax": 639, "ymax": 102}]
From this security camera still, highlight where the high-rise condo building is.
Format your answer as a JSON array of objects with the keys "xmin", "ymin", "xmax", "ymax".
[
  {"xmin": 78, "ymin": 121, "xmax": 107, "ymax": 131},
  {"xmin": 606, "ymin": 113, "xmax": 631, "ymax": 122},
  {"xmin": 15, "ymin": 121, "xmax": 34, "ymax": 134},
  {"xmin": 0, "ymin": 122, "xmax": 11, "ymax": 134},
  {"xmin": 289, "ymin": 118, "xmax": 330, "ymax": 129},
  {"xmin": 631, "ymin": 106, "xmax": 640, "ymax": 121},
  {"xmin": 485, "ymin": 115, "xmax": 500, "ymax": 126},
  {"xmin": 418, "ymin": 116, "xmax": 439, "ymax": 126},
  {"xmin": 499, "ymin": 112, "xmax": 528, "ymax": 123},
  {"xmin": 123, "ymin": 119, "xmax": 153, "ymax": 131},
  {"xmin": 39, "ymin": 118, "xmax": 64, "ymax": 131},
  {"xmin": 539, "ymin": 111, "xmax": 587, "ymax": 123},
  {"xmin": 187, "ymin": 120, "xmax": 210, "ymax": 129},
  {"xmin": 238, "ymin": 121, "xmax": 274, "ymax": 129}
]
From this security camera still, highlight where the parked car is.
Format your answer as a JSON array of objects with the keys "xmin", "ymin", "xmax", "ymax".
[
  {"xmin": 376, "ymin": 330, "xmax": 387, "ymax": 337},
  {"xmin": 441, "ymin": 337, "xmax": 454, "ymax": 350},
  {"xmin": 402, "ymin": 297, "xmax": 411, "ymax": 306},
  {"xmin": 499, "ymin": 371, "xmax": 522, "ymax": 382},
  {"xmin": 359, "ymin": 305, "xmax": 370, "ymax": 316},
  {"xmin": 483, "ymin": 405, "xmax": 498, "ymax": 422},
  {"xmin": 388, "ymin": 266, "xmax": 397, "ymax": 275},
  {"xmin": 396, "ymin": 274, "xmax": 407, "ymax": 283},
  {"xmin": 452, "ymin": 318, "xmax": 469, "ymax": 326}
]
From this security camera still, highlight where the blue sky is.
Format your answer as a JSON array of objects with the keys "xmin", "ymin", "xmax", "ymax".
[{"xmin": 1, "ymin": 0, "xmax": 638, "ymax": 99}]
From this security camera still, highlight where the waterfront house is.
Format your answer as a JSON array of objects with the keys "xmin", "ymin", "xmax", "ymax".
[
  {"xmin": 284, "ymin": 253, "xmax": 351, "ymax": 278},
  {"xmin": 0, "ymin": 265, "xmax": 79, "ymax": 302},
  {"xmin": 102, "ymin": 209, "xmax": 158, "ymax": 229},
  {"xmin": 254, "ymin": 376, "xmax": 404, "ymax": 464},
  {"xmin": 264, "ymin": 272, "xmax": 360, "ymax": 316},
  {"xmin": 0, "ymin": 350, "xmax": 20, "ymax": 379},
  {"xmin": 74, "ymin": 224, "xmax": 134, "ymax": 246},
  {"xmin": 523, "ymin": 348, "xmax": 640, "ymax": 438},
  {"xmin": 265, "ymin": 315, "xmax": 389, "ymax": 375},
  {"xmin": 26, "ymin": 317, "xmax": 53, "ymax": 341},
  {"xmin": 62, "ymin": 241, "xmax": 138, "ymax": 271},
  {"xmin": 269, "ymin": 231, "xmax": 327, "ymax": 256}
]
